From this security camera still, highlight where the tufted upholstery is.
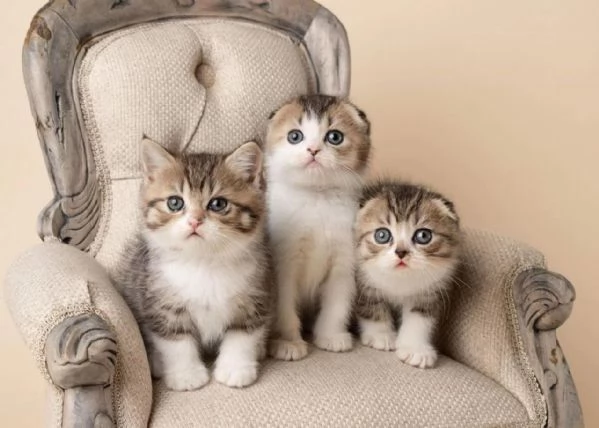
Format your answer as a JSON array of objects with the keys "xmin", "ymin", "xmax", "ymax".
[{"xmin": 77, "ymin": 18, "xmax": 316, "ymax": 271}]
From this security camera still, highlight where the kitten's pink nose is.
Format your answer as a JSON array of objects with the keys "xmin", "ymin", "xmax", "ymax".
[
  {"xmin": 307, "ymin": 147, "xmax": 320, "ymax": 156},
  {"xmin": 395, "ymin": 249, "xmax": 409, "ymax": 259},
  {"xmin": 188, "ymin": 218, "xmax": 202, "ymax": 230}
]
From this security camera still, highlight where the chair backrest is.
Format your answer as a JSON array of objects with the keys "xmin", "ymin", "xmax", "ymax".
[{"xmin": 24, "ymin": 0, "xmax": 349, "ymax": 271}]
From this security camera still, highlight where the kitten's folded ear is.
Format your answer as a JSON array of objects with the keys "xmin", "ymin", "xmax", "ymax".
[
  {"xmin": 140, "ymin": 138, "xmax": 177, "ymax": 181},
  {"xmin": 433, "ymin": 198, "xmax": 459, "ymax": 223},
  {"xmin": 345, "ymin": 103, "xmax": 371, "ymax": 136},
  {"xmin": 226, "ymin": 141, "xmax": 264, "ymax": 188}
]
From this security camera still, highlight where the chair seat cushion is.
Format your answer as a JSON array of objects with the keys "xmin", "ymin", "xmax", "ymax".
[{"xmin": 149, "ymin": 346, "xmax": 531, "ymax": 427}]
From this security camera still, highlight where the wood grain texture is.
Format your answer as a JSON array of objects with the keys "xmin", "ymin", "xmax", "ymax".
[
  {"xmin": 23, "ymin": 0, "xmax": 350, "ymax": 251},
  {"xmin": 514, "ymin": 268, "xmax": 584, "ymax": 428},
  {"xmin": 45, "ymin": 314, "xmax": 116, "ymax": 428}
]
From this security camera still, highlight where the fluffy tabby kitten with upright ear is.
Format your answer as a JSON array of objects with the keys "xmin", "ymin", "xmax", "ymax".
[
  {"xmin": 115, "ymin": 138, "xmax": 271, "ymax": 390},
  {"xmin": 355, "ymin": 181, "xmax": 461, "ymax": 368},
  {"xmin": 266, "ymin": 94, "xmax": 371, "ymax": 360}
]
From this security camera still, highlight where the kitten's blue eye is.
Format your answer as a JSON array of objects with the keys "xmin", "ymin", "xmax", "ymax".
[
  {"xmin": 374, "ymin": 228, "xmax": 392, "ymax": 244},
  {"xmin": 208, "ymin": 197, "xmax": 228, "ymax": 212},
  {"xmin": 166, "ymin": 196, "xmax": 185, "ymax": 212},
  {"xmin": 325, "ymin": 130, "xmax": 344, "ymax": 145},
  {"xmin": 413, "ymin": 228, "xmax": 433, "ymax": 245},
  {"xmin": 287, "ymin": 130, "xmax": 304, "ymax": 144}
]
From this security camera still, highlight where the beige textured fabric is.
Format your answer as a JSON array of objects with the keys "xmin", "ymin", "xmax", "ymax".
[
  {"xmin": 4, "ymin": 243, "xmax": 152, "ymax": 427},
  {"xmin": 441, "ymin": 229, "xmax": 547, "ymax": 425},
  {"xmin": 150, "ymin": 347, "xmax": 531, "ymax": 428},
  {"xmin": 79, "ymin": 18, "xmax": 313, "ymax": 179},
  {"xmin": 96, "ymin": 179, "xmax": 143, "ymax": 274},
  {"xmin": 77, "ymin": 18, "xmax": 315, "ymax": 264}
]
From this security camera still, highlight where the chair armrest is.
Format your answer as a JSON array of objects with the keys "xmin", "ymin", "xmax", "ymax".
[
  {"xmin": 4, "ymin": 241, "xmax": 152, "ymax": 427},
  {"xmin": 441, "ymin": 229, "xmax": 583, "ymax": 428},
  {"xmin": 513, "ymin": 269, "xmax": 583, "ymax": 428}
]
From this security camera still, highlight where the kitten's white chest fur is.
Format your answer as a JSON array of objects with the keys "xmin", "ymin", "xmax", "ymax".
[
  {"xmin": 268, "ymin": 183, "xmax": 356, "ymax": 298},
  {"xmin": 158, "ymin": 255, "xmax": 255, "ymax": 343}
]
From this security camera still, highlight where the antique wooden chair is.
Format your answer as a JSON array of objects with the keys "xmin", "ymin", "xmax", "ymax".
[{"xmin": 5, "ymin": 0, "xmax": 582, "ymax": 426}]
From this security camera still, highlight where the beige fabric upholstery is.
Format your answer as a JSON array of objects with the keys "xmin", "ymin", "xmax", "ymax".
[
  {"xmin": 4, "ymin": 242, "xmax": 152, "ymax": 427},
  {"xmin": 441, "ymin": 229, "xmax": 546, "ymax": 425},
  {"xmin": 76, "ymin": 18, "xmax": 315, "ymax": 270},
  {"xmin": 150, "ymin": 347, "xmax": 531, "ymax": 428}
]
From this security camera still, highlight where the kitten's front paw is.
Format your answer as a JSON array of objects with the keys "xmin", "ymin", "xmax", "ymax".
[
  {"xmin": 214, "ymin": 363, "xmax": 258, "ymax": 388},
  {"xmin": 268, "ymin": 339, "xmax": 309, "ymax": 361},
  {"xmin": 163, "ymin": 363, "xmax": 210, "ymax": 391},
  {"xmin": 360, "ymin": 332, "xmax": 396, "ymax": 351},
  {"xmin": 314, "ymin": 332, "xmax": 353, "ymax": 353},
  {"xmin": 395, "ymin": 344, "xmax": 438, "ymax": 369}
]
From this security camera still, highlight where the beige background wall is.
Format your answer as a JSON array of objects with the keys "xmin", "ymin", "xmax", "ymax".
[{"xmin": 1, "ymin": 0, "xmax": 597, "ymax": 426}]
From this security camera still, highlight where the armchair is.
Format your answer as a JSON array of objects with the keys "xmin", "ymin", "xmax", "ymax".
[{"xmin": 5, "ymin": 0, "xmax": 582, "ymax": 426}]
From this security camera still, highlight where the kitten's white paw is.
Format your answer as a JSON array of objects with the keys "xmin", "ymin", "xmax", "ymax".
[
  {"xmin": 163, "ymin": 363, "xmax": 210, "ymax": 391},
  {"xmin": 314, "ymin": 332, "xmax": 353, "ymax": 353},
  {"xmin": 214, "ymin": 363, "xmax": 258, "ymax": 388},
  {"xmin": 268, "ymin": 339, "xmax": 309, "ymax": 361},
  {"xmin": 395, "ymin": 344, "xmax": 438, "ymax": 369},
  {"xmin": 361, "ymin": 332, "xmax": 396, "ymax": 351}
]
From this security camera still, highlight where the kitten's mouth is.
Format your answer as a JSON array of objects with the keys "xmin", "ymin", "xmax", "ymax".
[
  {"xmin": 305, "ymin": 158, "xmax": 321, "ymax": 168},
  {"xmin": 396, "ymin": 260, "xmax": 408, "ymax": 268},
  {"xmin": 187, "ymin": 231, "xmax": 203, "ymax": 239}
]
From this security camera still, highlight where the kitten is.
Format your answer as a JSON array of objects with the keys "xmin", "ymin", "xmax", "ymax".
[
  {"xmin": 115, "ymin": 138, "xmax": 271, "ymax": 390},
  {"xmin": 354, "ymin": 181, "xmax": 461, "ymax": 368},
  {"xmin": 265, "ymin": 94, "xmax": 371, "ymax": 361}
]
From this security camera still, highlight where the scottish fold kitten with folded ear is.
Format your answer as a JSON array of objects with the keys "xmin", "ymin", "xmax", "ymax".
[
  {"xmin": 354, "ymin": 181, "xmax": 461, "ymax": 368},
  {"xmin": 115, "ymin": 138, "xmax": 272, "ymax": 390},
  {"xmin": 265, "ymin": 94, "xmax": 371, "ymax": 361}
]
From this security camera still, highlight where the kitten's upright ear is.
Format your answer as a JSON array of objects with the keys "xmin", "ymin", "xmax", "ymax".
[
  {"xmin": 226, "ymin": 141, "xmax": 264, "ymax": 188},
  {"xmin": 140, "ymin": 138, "xmax": 177, "ymax": 181}
]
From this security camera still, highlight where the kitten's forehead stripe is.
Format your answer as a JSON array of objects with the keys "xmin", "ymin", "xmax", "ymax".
[{"xmin": 297, "ymin": 94, "xmax": 338, "ymax": 118}]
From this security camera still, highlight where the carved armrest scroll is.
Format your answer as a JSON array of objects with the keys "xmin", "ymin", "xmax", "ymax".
[
  {"xmin": 516, "ymin": 269, "xmax": 575, "ymax": 332},
  {"xmin": 514, "ymin": 268, "xmax": 583, "ymax": 428},
  {"xmin": 45, "ymin": 314, "xmax": 117, "ymax": 428}
]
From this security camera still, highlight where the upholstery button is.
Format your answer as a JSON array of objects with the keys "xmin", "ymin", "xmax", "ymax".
[{"xmin": 195, "ymin": 63, "xmax": 215, "ymax": 88}]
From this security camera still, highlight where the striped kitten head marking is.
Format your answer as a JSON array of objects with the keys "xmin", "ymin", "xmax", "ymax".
[
  {"xmin": 355, "ymin": 182, "xmax": 461, "ymax": 296},
  {"xmin": 266, "ymin": 94, "xmax": 371, "ymax": 189},
  {"xmin": 140, "ymin": 138, "xmax": 265, "ymax": 257}
]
